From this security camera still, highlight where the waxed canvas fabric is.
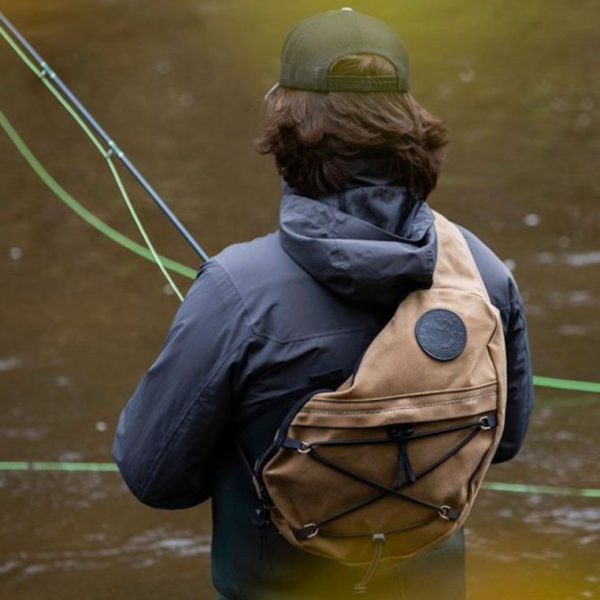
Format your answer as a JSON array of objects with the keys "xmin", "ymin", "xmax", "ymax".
[{"xmin": 260, "ymin": 210, "xmax": 507, "ymax": 565}]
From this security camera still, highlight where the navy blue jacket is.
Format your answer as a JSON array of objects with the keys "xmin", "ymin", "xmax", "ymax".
[{"xmin": 113, "ymin": 171, "xmax": 534, "ymax": 599}]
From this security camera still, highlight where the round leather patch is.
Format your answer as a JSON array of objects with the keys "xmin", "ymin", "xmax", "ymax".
[{"xmin": 415, "ymin": 309, "xmax": 467, "ymax": 361}]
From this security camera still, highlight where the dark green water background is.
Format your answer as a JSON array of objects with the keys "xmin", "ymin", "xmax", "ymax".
[{"xmin": 0, "ymin": 1, "xmax": 598, "ymax": 598}]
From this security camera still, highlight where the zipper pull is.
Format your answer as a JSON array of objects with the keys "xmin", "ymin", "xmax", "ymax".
[{"xmin": 253, "ymin": 504, "xmax": 273, "ymax": 561}]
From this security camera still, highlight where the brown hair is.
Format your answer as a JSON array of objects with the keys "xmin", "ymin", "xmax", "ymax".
[{"xmin": 255, "ymin": 54, "xmax": 448, "ymax": 198}]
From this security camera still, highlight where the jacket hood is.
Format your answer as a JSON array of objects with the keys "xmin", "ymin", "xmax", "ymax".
[{"xmin": 278, "ymin": 159, "xmax": 437, "ymax": 305}]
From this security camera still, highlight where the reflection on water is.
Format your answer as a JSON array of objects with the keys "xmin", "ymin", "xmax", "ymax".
[
  {"xmin": 0, "ymin": 0, "xmax": 598, "ymax": 599},
  {"xmin": 535, "ymin": 251, "xmax": 600, "ymax": 268},
  {"xmin": 0, "ymin": 355, "xmax": 23, "ymax": 372},
  {"xmin": 2, "ymin": 528, "xmax": 210, "ymax": 578}
]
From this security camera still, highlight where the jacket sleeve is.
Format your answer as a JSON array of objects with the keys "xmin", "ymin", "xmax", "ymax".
[
  {"xmin": 112, "ymin": 260, "xmax": 253, "ymax": 508},
  {"xmin": 493, "ymin": 275, "xmax": 535, "ymax": 463}
]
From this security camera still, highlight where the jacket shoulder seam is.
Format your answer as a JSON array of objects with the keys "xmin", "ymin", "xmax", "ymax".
[
  {"xmin": 204, "ymin": 260, "xmax": 258, "ymax": 334},
  {"xmin": 212, "ymin": 258, "xmax": 377, "ymax": 344}
]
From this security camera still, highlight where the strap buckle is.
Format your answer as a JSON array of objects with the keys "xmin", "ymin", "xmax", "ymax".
[
  {"xmin": 438, "ymin": 505, "xmax": 460, "ymax": 521},
  {"xmin": 302, "ymin": 523, "xmax": 319, "ymax": 539},
  {"xmin": 297, "ymin": 441, "xmax": 312, "ymax": 454}
]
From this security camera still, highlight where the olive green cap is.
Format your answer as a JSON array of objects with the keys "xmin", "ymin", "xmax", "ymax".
[{"xmin": 270, "ymin": 8, "xmax": 410, "ymax": 95}]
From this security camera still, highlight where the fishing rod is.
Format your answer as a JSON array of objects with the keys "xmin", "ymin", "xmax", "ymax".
[
  {"xmin": 1, "ymin": 11, "xmax": 600, "ymax": 522},
  {"xmin": 0, "ymin": 9, "xmax": 209, "ymax": 263},
  {"xmin": 1, "ymin": 12, "xmax": 600, "ymax": 394}
]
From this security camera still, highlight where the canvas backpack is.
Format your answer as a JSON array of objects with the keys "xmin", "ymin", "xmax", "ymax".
[{"xmin": 248, "ymin": 210, "xmax": 507, "ymax": 594}]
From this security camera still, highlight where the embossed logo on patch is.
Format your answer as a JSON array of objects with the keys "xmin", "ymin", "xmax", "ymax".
[{"xmin": 415, "ymin": 309, "xmax": 467, "ymax": 361}]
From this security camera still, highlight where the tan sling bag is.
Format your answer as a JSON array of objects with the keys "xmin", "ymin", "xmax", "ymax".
[{"xmin": 250, "ymin": 210, "xmax": 507, "ymax": 593}]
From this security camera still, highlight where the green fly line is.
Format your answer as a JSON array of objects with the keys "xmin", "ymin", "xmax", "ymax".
[
  {"xmin": 0, "ymin": 18, "xmax": 185, "ymax": 300},
  {"xmin": 2, "ymin": 111, "xmax": 599, "ymax": 395},
  {"xmin": 0, "ymin": 109, "xmax": 196, "ymax": 280},
  {"xmin": 0, "ymin": 461, "xmax": 598, "ymax": 498},
  {"xmin": 1, "ymin": 14, "xmax": 599, "ymax": 510},
  {"xmin": 1, "ymin": 18, "xmax": 599, "ymax": 397}
]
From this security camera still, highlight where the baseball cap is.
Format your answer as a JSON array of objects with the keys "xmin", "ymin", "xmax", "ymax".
[{"xmin": 266, "ymin": 7, "xmax": 410, "ymax": 98}]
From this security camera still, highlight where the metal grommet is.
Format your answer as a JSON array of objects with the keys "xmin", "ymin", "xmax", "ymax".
[
  {"xmin": 439, "ymin": 505, "xmax": 452, "ymax": 520},
  {"xmin": 297, "ymin": 441, "xmax": 312, "ymax": 454},
  {"xmin": 303, "ymin": 523, "xmax": 319, "ymax": 539},
  {"xmin": 479, "ymin": 416, "xmax": 492, "ymax": 431}
]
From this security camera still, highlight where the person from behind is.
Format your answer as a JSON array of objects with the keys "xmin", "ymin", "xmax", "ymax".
[{"xmin": 113, "ymin": 8, "xmax": 534, "ymax": 600}]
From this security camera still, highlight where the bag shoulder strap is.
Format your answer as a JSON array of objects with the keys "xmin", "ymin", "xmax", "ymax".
[{"xmin": 430, "ymin": 210, "xmax": 490, "ymax": 302}]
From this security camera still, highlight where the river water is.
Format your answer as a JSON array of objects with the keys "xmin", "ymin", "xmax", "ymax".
[{"xmin": 0, "ymin": 1, "xmax": 598, "ymax": 599}]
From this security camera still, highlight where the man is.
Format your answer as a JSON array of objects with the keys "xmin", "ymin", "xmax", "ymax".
[{"xmin": 113, "ymin": 9, "xmax": 533, "ymax": 600}]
